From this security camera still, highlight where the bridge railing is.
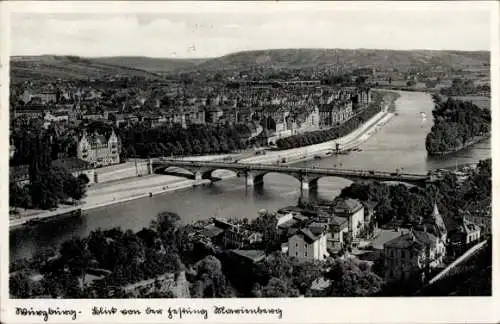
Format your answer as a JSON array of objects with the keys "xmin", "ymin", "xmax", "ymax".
[{"xmin": 155, "ymin": 159, "xmax": 428, "ymax": 179}]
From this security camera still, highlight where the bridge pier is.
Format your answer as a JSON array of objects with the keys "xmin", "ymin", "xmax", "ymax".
[
  {"xmin": 299, "ymin": 176, "xmax": 318, "ymax": 194},
  {"xmin": 245, "ymin": 171, "xmax": 264, "ymax": 188},
  {"xmin": 194, "ymin": 171, "xmax": 203, "ymax": 181}
]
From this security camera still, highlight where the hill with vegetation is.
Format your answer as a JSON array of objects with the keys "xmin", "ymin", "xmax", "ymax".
[
  {"xmin": 187, "ymin": 49, "xmax": 489, "ymax": 73},
  {"xmin": 89, "ymin": 56, "xmax": 207, "ymax": 74},
  {"xmin": 11, "ymin": 49, "xmax": 490, "ymax": 81},
  {"xmin": 10, "ymin": 55, "xmax": 162, "ymax": 83}
]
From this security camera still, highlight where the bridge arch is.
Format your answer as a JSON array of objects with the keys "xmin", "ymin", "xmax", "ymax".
[
  {"xmin": 244, "ymin": 170, "xmax": 305, "ymax": 188},
  {"xmin": 153, "ymin": 165, "xmax": 197, "ymax": 179},
  {"xmin": 306, "ymin": 175, "xmax": 354, "ymax": 191},
  {"xmin": 199, "ymin": 168, "xmax": 238, "ymax": 181}
]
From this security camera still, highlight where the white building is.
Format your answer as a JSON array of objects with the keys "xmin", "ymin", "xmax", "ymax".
[
  {"xmin": 333, "ymin": 198, "xmax": 365, "ymax": 239},
  {"xmin": 288, "ymin": 224, "xmax": 329, "ymax": 261}
]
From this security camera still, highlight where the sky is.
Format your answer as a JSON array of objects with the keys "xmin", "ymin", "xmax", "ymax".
[{"xmin": 9, "ymin": 1, "xmax": 494, "ymax": 58}]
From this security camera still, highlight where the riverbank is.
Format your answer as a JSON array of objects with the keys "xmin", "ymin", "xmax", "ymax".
[
  {"xmin": 427, "ymin": 134, "xmax": 490, "ymax": 156},
  {"xmin": 10, "ymin": 108, "xmax": 394, "ymax": 230}
]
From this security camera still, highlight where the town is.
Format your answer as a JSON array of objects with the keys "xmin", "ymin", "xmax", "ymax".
[
  {"xmin": 7, "ymin": 7, "xmax": 492, "ymax": 303},
  {"xmin": 9, "ymin": 67, "xmax": 492, "ymax": 298}
]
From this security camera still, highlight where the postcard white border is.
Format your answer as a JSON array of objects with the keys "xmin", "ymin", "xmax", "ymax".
[{"xmin": 1, "ymin": 1, "xmax": 499, "ymax": 323}]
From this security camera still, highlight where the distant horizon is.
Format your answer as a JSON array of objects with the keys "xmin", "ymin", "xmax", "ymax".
[{"xmin": 9, "ymin": 47, "xmax": 492, "ymax": 61}]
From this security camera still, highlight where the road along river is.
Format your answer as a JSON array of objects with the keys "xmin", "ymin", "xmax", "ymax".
[{"xmin": 10, "ymin": 91, "xmax": 490, "ymax": 260}]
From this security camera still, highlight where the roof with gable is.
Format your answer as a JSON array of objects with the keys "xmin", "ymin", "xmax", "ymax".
[
  {"xmin": 299, "ymin": 228, "xmax": 320, "ymax": 243},
  {"xmin": 330, "ymin": 215, "xmax": 348, "ymax": 228},
  {"xmin": 308, "ymin": 222, "xmax": 328, "ymax": 236},
  {"xmin": 384, "ymin": 230, "xmax": 437, "ymax": 249},
  {"xmin": 333, "ymin": 198, "xmax": 363, "ymax": 214}
]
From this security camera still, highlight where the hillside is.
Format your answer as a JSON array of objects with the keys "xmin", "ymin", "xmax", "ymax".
[
  {"xmin": 10, "ymin": 49, "xmax": 490, "ymax": 81},
  {"xmin": 178, "ymin": 49, "xmax": 490, "ymax": 73},
  {"xmin": 10, "ymin": 55, "xmax": 162, "ymax": 83},
  {"xmin": 89, "ymin": 56, "xmax": 207, "ymax": 74}
]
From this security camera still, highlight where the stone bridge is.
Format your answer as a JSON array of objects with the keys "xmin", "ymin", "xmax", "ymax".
[{"xmin": 151, "ymin": 158, "xmax": 433, "ymax": 192}]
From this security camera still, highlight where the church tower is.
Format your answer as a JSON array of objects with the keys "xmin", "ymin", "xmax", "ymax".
[{"xmin": 430, "ymin": 203, "xmax": 448, "ymax": 243}]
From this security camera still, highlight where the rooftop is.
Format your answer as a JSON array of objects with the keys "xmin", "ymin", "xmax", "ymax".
[
  {"xmin": 384, "ymin": 230, "xmax": 437, "ymax": 249},
  {"xmin": 231, "ymin": 249, "xmax": 266, "ymax": 263},
  {"xmin": 333, "ymin": 198, "xmax": 363, "ymax": 214}
]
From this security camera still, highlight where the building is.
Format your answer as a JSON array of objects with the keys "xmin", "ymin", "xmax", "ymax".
[
  {"xmin": 32, "ymin": 91, "xmax": 57, "ymax": 105},
  {"xmin": 328, "ymin": 215, "xmax": 349, "ymax": 250},
  {"xmin": 332, "ymin": 198, "xmax": 365, "ymax": 239},
  {"xmin": 216, "ymin": 218, "xmax": 263, "ymax": 249},
  {"xmin": 463, "ymin": 202, "xmax": 491, "ymax": 236},
  {"xmin": 362, "ymin": 201, "xmax": 378, "ymax": 225},
  {"xmin": 384, "ymin": 204, "xmax": 448, "ymax": 282},
  {"xmin": 383, "ymin": 229, "xmax": 445, "ymax": 283},
  {"xmin": 288, "ymin": 223, "xmax": 329, "ymax": 261},
  {"xmin": 230, "ymin": 249, "xmax": 266, "ymax": 265},
  {"xmin": 77, "ymin": 129, "xmax": 120, "ymax": 167},
  {"xmin": 447, "ymin": 217, "xmax": 481, "ymax": 257},
  {"xmin": 418, "ymin": 203, "xmax": 448, "ymax": 244},
  {"xmin": 318, "ymin": 100, "xmax": 353, "ymax": 128}
]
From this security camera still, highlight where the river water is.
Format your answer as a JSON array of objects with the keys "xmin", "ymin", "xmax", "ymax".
[{"xmin": 10, "ymin": 91, "xmax": 491, "ymax": 261}]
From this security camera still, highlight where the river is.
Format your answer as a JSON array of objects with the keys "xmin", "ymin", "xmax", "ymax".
[{"xmin": 10, "ymin": 91, "xmax": 491, "ymax": 261}]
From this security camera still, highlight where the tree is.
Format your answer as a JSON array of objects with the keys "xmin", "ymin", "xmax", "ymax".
[
  {"xmin": 10, "ymin": 181, "xmax": 31, "ymax": 210},
  {"xmin": 250, "ymin": 211, "xmax": 280, "ymax": 252},
  {"xmin": 59, "ymin": 238, "xmax": 93, "ymax": 288},
  {"xmin": 291, "ymin": 260, "xmax": 323, "ymax": 294},
  {"xmin": 78, "ymin": 173, "xmax": 90, "ymax": 184},
  {"xmin": 325, "ymin": 258, "xmax": 383, "ymax": 297},
  {"xmin": 261, "ymin": 277, "xmax": 299, "ymax": 297},
  {"xmin": 189, "ymin": 256, "xmax": 233, "ymax": 298}
]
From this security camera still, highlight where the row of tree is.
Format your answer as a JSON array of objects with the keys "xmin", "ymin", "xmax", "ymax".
[
  {"xmin": 426, "ymin": 95, "xmax": 490, "ymax": 154},
  {"xmin": 118, "ymin": 122, "xmax": 257, "ymax": 159},
  {"xmin": 276, "ymin": 104, "xmax": 382, "ymax": 150}
]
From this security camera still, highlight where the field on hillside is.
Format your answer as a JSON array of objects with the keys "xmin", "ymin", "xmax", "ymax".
[
  {"xmin": 186, "ymin": 49, "xmax": 490, "ymax": 73},
  {"xmin": 89, "ymin": 57, "xmax": 207, "ymax": 74},
  {"xmin": 10, "ymin": 55, "xmax": 161, "ymax": 83}
]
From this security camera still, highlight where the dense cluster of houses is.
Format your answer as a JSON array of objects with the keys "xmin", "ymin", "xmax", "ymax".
[
  {"xmin": 382, "ymin": 204, "xmax": 482, "ymax": 283},
  {"xmin": 181, "ymin": 192, "xmax": 485, "ymax": 288},
  {"xmin": 186, "ymin": 197, "xmax": 374, "ymax": 265},
  {"xmin": 11, "ymin": 80, "xmax": 374, "ymax": 158}
]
